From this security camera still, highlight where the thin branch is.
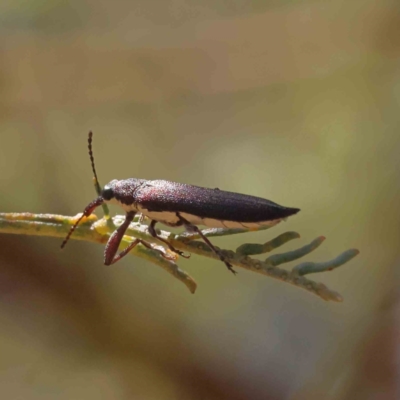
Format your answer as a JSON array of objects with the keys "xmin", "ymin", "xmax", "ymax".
[
  {"xmin": 0, "ymin": 212, "xmax": 359, "ymax": 301},
  {"xmin": 236, "ymin": 232, "xmax": 301, "ymax": 255},
  {"xmin": 0, "ymin": 212, "xmax": 196, "ymax": 293}
]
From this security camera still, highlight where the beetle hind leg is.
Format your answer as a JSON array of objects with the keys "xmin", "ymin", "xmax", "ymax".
[
  {"xmin": 176, "ymin": 214, "xmax": 237, "ymax": 275},
  {"xmin": 148, "ymin": 220, "xmax": 191, "ymax": 259}
]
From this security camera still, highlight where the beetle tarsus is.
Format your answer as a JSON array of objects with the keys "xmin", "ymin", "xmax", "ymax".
[
  {"xmin": 222, "ymin": 260, "xmax": 237, "ymax": 275},
  {"xmin": 175, "ymin": 249, "xmax": 191, "ymax": 259}
]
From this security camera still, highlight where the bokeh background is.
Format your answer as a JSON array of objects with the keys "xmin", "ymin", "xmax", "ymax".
[{"xmin": 1, "ymin": 0, "xmax": 399, "ymax": 399}]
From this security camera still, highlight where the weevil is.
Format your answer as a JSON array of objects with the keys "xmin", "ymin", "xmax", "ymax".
[{"xmin": 61, "ymin": 133, "xmax": 300, "ymax": 274}]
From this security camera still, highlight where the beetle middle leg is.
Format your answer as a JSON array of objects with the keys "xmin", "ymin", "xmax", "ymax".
[
  {"xmin": 176, "ymin": 214, "xmax": 237, "ymax": 275},
  {"xmin": 148, "ymin": 220, "xmax": 190, "ymax": 259}
]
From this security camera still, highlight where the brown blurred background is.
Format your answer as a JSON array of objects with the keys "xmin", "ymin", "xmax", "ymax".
[{"xmin": 1, "ymin": 1, "xmax": 400, "ymax": 399}]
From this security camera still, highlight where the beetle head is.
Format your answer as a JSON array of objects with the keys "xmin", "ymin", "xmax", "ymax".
[{"xmin": 102, "ymin": 179, "xmax": 118, "ymax": 200}]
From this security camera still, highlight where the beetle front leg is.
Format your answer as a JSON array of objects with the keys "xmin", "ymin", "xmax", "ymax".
[
  {"xmin": 104, "ymin": 212, "xmax": 175, "ymax": 265},
  {"xmin": 176, "ymin": 214, "xmax": 237, "ymax": 275},
  {"xmin": 104, "ymin": 212, "xmax": 137, "ymax": 265}
]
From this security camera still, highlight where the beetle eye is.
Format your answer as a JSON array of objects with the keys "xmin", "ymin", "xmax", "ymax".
[{"xmin": 102, "ymin": 185, "xmax": 114, "ymax": 200}]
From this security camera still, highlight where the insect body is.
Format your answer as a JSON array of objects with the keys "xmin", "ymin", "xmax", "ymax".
[{"xmin": 61, "ymin": 133, "xmax": 300, "ymax": 274}]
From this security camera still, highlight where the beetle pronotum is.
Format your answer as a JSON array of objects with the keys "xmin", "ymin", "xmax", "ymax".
[{"xmin": 61, "ymin": 133, "xmax": 300, "ymax": 273}]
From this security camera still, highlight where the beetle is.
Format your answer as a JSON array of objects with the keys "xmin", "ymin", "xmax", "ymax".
[{"xmin": 61, "ymin": 133, "xmax": 300, "ymax": 274}]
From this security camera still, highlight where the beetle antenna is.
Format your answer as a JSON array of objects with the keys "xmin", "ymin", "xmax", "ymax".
[
  {"xmin": 88, "ymin": 131, "xmax": 102, "ymax": 196},
  {"xmin": 60, "ymin": 214, "xmax": 87, "ymax": 249}
]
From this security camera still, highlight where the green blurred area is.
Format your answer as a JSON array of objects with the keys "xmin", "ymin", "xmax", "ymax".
[{"xmin": 0, "ymin": 0, "xmax": 399, "ymax": 399}]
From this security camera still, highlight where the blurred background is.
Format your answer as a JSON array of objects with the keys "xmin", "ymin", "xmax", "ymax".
[{"xmin": 1, "ymin": 0, "xmax": 399, "ymax": 399}]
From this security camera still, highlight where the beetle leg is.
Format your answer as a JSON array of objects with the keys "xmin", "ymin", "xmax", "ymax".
[
  {"xmin": 176, "ymin": 214, "xmax": 237, "ymax": 275},
  {"xmin": 104, "ymin": 212, "xmax": 171, "ymax": 265},
  {"xmin": 148, "ymin": 220, "xmax": 190, "ymax": 259}
]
